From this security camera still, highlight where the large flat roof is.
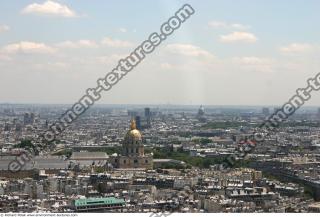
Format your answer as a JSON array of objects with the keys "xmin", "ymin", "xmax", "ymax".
[
  {"xmin": 74, "ymin": 197, "xmax": 125, "ymax": 207},
  {"xmin": 70, "ymin": 152, "xmax": 109, "ymax": 160}
]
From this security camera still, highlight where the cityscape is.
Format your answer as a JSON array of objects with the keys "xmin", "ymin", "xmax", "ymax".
[
  {"xmin": 1, "ymin": 104, "xmax": 320, "ymax": 212},
  {"xmin": 1, "ymin": 0, "xmax": 320, "ymax": 215}
]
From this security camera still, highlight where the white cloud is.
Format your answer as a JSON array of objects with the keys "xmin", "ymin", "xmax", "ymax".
[
  {"xmin": 101, "ymin": 37, "xmax": 134, "ymax": 48},
  {"xmin": 0, "ymin": 25, "xmax": 10, "ymax": 33},
  {"xmin": 280, "ymin": 43, "xmax": 313, "ymax": 54},
  {"xmin": 119, "ymin": 28, "xmax": 127, "ymax": 33},
  {"xmin": 208, "ymin": 21, "xmax": 250, "ymax": 30},
  {"xmin": 3, "ymin": 41, "xmax": 56, "ymax": 54},
  {"xmin": 21, "ymin": 0, "xmax": 77, "ymax": 18},
  {"xmin": 56, "ymin": 40, "xmax": 97, "ymax": 48},
  {"xmin": 165, "ymin": 43, "xmax": 215, "ymax": 59},
  {"xmin": 220, "ymin": 31, "xmax": 257, "ymax": 43}
]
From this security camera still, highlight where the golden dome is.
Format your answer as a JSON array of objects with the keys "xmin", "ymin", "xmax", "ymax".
[
  {"xmin": 125, "ymin": 119, "xmax": 142, "ymax": 140},
  {"xmin": 126, "ymin": 129, "xmax": 142, "ymax": 139}
]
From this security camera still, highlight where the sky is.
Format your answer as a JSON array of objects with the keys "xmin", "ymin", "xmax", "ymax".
[{"xmin": 1, "ymin": 0, "xmax": 320, "ymax": 106}]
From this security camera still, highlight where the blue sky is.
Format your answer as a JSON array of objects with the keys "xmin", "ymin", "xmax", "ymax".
[{"xmin": 1, "ymin": 0, "xmax": 320, "ymax": 105}]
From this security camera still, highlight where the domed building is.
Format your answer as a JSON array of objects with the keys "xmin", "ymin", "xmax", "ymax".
[
  {"xmin": 198, "ymin": 105, "xmax": 205, "ymax": 116},
  {"xmin": 197, "ymin": 105, "xmax": 206, "ymax": 122},
  {"xmin": 111, "ymin": 119, "xmax": 153, "ymax": 169}
]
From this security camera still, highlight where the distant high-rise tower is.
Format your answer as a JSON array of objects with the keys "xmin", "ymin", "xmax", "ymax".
[
  {"xmin": 144, "ymin": 107, "xmax": 151, "ymax": 127},
  {"xmin": 144, "ymin": 107, "xmax": 150, "ymax": 117},
  {"xmin": 30, "ymin": 113, "xmax": 35, "ymax": 123},
  {"xmin": 135, "ymin": 116, "xmax": 141, "ymax": 130},
  {"xmin": 262, "ymin": 107, "xmax": 270, "ymax": 116},
  {"xmin": 24, "ymin": 113, "xmax": 28, "ymax": 125}
]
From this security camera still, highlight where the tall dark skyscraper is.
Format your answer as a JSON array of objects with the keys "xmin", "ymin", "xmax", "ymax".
[
  {"xmin": 144, "ymin": 108, "xmax": 150, "ymax": 117},
  {"xmin": 144, "ymin": 107, "xmax": 151, "ymax": 127},
  {"xmin": 135, "ymin": 115, "xmax": 141, "ymax": 130}
]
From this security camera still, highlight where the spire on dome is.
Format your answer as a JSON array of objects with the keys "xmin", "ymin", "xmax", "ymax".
[{"xmin": 130, "ymin": 119, "xmax": 136, "ymax": 130}]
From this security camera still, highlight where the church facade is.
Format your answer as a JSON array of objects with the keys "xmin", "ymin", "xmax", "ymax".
[{"xmin": 111, "ymin": 120, "xmax": 153, "ymax": 169}]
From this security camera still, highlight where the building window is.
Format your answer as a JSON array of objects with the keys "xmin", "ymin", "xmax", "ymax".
[
  {"xmin": 134, "ymin": 159, "xmax": 138, "ymax": 164},
  {"xmin": 124, "ymin": 160, "xmax": 126, "ymax": 164},
  {"xmin": 136, "ymin": 148, "xmax": 139, "ymax": 153},
  {"xmin": 115, "ymin": 159, "xmax": 118, "ymax": 163},
  {"xmin": 145, "ymin": 160, "xmax": 148, "ymax": 163}
]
